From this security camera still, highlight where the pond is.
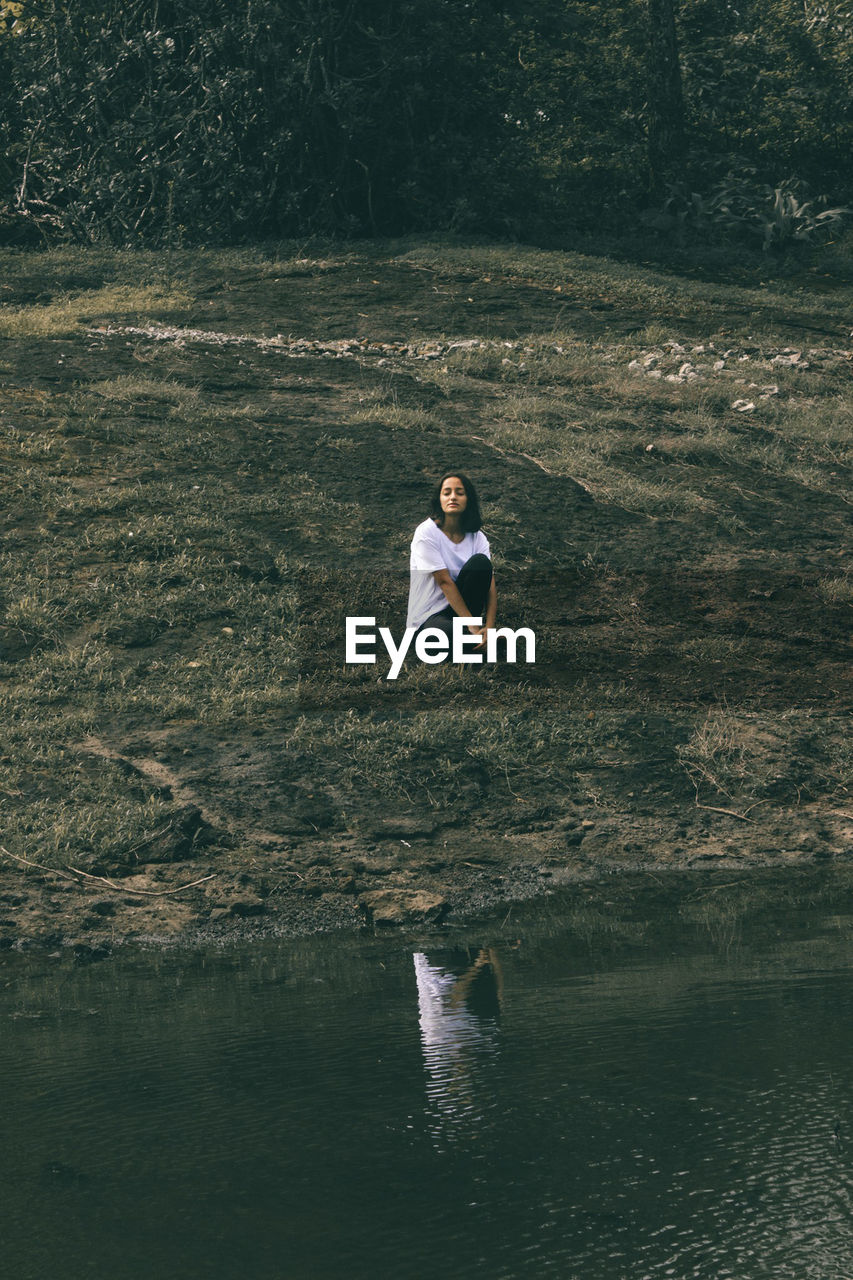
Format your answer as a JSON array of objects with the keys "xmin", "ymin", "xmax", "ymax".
[{"xmin": 2, "ymin": 882, "xmax": 852, "ymax": 1279}]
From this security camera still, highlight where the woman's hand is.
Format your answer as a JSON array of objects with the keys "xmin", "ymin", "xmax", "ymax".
[{"xmin": 468, "ymin": 622, "xmax": 490, "ymax": 651}]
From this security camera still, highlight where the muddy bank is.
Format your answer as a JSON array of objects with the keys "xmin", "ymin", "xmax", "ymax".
[{"xmin": 2, "ymin": 793, "xmax": 851, "ymax": 952}]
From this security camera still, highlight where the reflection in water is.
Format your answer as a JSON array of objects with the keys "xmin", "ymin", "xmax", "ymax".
[
  {"xmin": 2, "ymin": 906, "xmax": 852, "ymax": 1279},
  {"xmin": 414, "ymin": 947, "xmax": 503, "ymax": 1144}
]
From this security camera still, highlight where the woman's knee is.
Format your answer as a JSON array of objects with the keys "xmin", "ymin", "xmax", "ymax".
[{"xmin": 462, "ymin": 553, "xmax": 492, "ymax": 575}]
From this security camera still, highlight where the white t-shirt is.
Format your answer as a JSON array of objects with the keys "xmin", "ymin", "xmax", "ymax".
[{"xmin": 406, "ymin": 517, "xmax": 490, "ymax": 629}]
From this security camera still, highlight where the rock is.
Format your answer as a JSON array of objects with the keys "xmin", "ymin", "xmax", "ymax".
[
  {"xmin": 564, "ymin": 828, "xmax": 587, "ymax": 847},
  {"xmin": 772, "ymin": 351, "xmax": 806, "ymax": 367},
  {"xmin": 229, "ymin": 895, "xmax": 266, "ymax": 917},
  {"xmin": 358, "ymin": 889, "xmax": 449, "ymax": 928},
  {"xmin": 89, "ymin": 899, "xmax": 116, "ymax": 917}
]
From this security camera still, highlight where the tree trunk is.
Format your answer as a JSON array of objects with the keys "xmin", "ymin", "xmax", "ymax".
[{"xmin": 647, "ymin": 0, "xmax": 685, "ymax": 194}]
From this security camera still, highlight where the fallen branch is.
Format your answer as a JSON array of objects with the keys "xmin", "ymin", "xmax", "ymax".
[
  {"xmin": 0, "ymin": 845, "xmax": 215, "ymax": 897},
  {"xmin": 67, "ymin": 866, "xmax": 216, "ymax": 897},
  {"xmin": 0, "ymin": 846, "xmax": 79, "ymax": 881},
  {"xmin": 694, "ymin": 802, "xmax": 755, "ymax": 823},
  {"xmin": 689, "ymin": 780, "xmax": 768, "ymax": 824},
  {"xmin": 503, "ymin": 764, "xmax": 524, "ymax": 802}
]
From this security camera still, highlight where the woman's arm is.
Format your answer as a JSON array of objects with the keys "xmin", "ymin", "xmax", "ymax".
[
  {"xmin": 474, "ymin": 578, "xmax": 498, "ymax": 651},
  {"xmin": 433, "ymin": 568, "xmax": 474, "ymax": 620},
  {"xmin": 433, "ymin": 569, "xmax": 497, "ymax": 650},
  {"xmin": 485, "ymin": 578, "xmax": 497, "ymax": 630}
]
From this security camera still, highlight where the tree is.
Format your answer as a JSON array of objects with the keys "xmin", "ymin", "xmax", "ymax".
[{"xmin": 646, "ymin": 0, "xmax": 685, "ymax": 193}]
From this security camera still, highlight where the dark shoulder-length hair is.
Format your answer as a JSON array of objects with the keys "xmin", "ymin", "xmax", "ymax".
[{"xmin": 429, "ymin": 471, "xmax": 483, "ymax": 533}]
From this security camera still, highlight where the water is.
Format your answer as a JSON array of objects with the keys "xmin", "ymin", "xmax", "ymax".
[{"xmin": 1, "ymin": 892, "xmax": 852, "ymax": 1279}]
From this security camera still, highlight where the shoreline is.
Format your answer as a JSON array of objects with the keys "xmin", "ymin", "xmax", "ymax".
[{"xmin": 3, "ymin": 837, "xmax": 850, "ymax": 955}]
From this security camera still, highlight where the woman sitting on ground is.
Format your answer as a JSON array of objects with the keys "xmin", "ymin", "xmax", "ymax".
[{"xmin": 406, "ymin": 472, "xmax": 497, "ymax": 650}]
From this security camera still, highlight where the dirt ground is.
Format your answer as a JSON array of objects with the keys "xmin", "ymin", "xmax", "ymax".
[{"xmin": 0, "ymin": 246, "xmax": 851, "ymax": 952}]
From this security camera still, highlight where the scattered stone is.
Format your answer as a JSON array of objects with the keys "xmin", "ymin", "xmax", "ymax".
[
  {"xmin": 771, "ymin": 350, "xmax": 806, "ymax": 367},
  {"xmin": 91, "ymin": 323, "xmax": 530, "ymax": 366},
  {"xmin": 358, "ymin": 889, "xmax": 449, "ymax": 928},
  {"xmin": 624, "ymin": 340, "xmax": 850, "ymax": 394}
]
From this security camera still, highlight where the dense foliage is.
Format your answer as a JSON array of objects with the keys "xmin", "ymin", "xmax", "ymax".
[{"xmin": 1, "ymin": 0, "xmax": 851, "ymax": 245}]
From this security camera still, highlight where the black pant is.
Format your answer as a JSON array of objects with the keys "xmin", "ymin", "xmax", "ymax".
[{"xmin": 417, "ymin": 553, "xmax": 493, "ymax": 639}]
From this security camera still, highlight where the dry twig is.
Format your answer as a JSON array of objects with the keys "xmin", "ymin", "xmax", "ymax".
[
  {"xmin": 1, "ymin": 844, "xmax": 214, "ymax": 896},
  {"xmin": 694, "ymin": 802, "xmax": 755, "ymax": 823},
  {"xmin": 66, "ymin": 866, "xmax": 216, "ymax": 896},
  {"xmin": 0, "ymin": 847, "xmax": 78, "ymax": 881}
]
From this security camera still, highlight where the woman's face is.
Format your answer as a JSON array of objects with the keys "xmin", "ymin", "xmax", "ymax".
[{"xmin": 440, "ymin": 476, "xmax": 468, "ymax": 516}]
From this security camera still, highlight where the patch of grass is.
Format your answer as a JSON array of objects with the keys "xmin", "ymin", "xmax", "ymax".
[
  {"xmin": 0, "ymin": 685, "xmax": 179, "ymax": 872},
  {"xmin": 281, "ymin": 683, "xmax": 645, "ymax": 817},
  {"xmin": 677, "ymin": 708, "xmax": 766, "ymax": 803},
  {"xmin": 0, "ymin": 284, "xmax": 194, "ymax": 337},
  {"xmin": 676, "ymin": 709, "xmax": 851, "ymax": 807},
  {"xmin": 818, "ymin": 575, "xmax": 853, "ymax": 603},
  {"xmin": 87, "ymin": 374, "xmax": 202, "ymax": 410},
  {"xmin": 390, "ymin": 241, "xmax": 853, "ymax": 338},
  {"xmin": 352, "ymin": 401, "xmax": 445, "ymax": 432}
]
